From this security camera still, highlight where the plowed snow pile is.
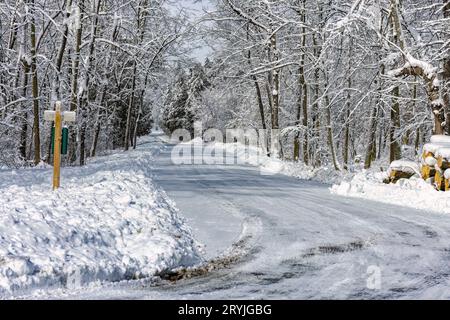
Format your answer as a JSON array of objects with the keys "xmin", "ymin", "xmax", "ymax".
[
  {"xmin": 331, "ymin": 171, "xmax": 450, "ymax": 214},
  {"xmin": 332, "ymin": 136, "xmax": 450, "ymax": 213},
  {"xmin": 0, "ymin": 137, "xmax": 203, "ymax": 297}
]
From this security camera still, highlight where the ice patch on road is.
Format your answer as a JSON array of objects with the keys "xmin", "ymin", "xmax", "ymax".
[
  {"xmin": 0, "ymin": 138, "xmax": 203, "ymax": 297},
  {"xmin": 331, "ymin": 171, "xmax": 450, "ymax": 214}
]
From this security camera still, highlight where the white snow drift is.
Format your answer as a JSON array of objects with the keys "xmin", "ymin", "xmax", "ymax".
[
  {"xmin": 0, "ymin": 137, "xmax": 203, "ymax": 296},
  {"xmin": 331, "ymin": 170, "xmax": 450, "ymax": 215},
  {"xmin": 387, "ymin": 160, "xmax": 420, "ymax": 175}
]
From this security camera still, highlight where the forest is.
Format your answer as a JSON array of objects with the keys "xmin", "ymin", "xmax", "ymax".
[{"xmin": 0, "ymin": 0, "xmax": 449, "ymax": 172}]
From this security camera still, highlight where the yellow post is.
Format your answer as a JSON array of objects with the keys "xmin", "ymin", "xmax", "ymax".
[{"xmin": 53, "ymin": 102, "xmax": 62, "ymax": 190}]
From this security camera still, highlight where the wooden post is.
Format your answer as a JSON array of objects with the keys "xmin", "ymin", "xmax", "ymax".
[
  {"xmin": 44, "ymin": 101, "xmax": 76, "ymax": 190},
  {"xmin": 53, "ymin": 102, "xmax": 62, "ymax": 190}
]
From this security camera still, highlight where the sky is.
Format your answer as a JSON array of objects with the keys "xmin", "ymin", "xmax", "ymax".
[{"xmin": 168, "ymin": 0, "xmax": 215, "ymax": 62}]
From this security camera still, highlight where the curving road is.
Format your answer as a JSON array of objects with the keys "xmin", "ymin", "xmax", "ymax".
[{"xmin": 59, "ymin": 133, "xmax": 450, "ymax": 299}]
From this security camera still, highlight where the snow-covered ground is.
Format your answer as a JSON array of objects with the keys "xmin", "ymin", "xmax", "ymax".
[
  {"xmin": 31, "ymin": 133, "xmax": 450, "ymax": 299},
  {"xmin": 3, "ymin": 134, "xmax": 450, "ymax": 300},
  {"xmin": 331, "ymin": 170, "xmax": 450, "ymax": 215},
  {"xmin": 0, "ymin": 136, "xmax": 203, "ymax": 297},
  {"xmin": 332, "ymin": 136, "xmax": 450, "ymax": 215}
]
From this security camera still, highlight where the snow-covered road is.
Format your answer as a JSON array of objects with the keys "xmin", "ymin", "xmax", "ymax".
[{"xmin": 39, "ymin": 133, "xmax": 450, "ymax": 299}]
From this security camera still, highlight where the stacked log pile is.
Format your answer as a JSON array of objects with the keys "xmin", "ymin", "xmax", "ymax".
[
  {"xmin": 386, "ymin": 160, "xmax": 419, "ymax": 184},
  {"xmin": 419, "ymin": 136, "xmax": 450, "ymax": 191},
  {"xmin": 386, "ymin": 136, "xmax": 450, "ymax": 191},
  {"xmin": 434, "ymin": 148, "xmax": 450, "ymax": 191}
]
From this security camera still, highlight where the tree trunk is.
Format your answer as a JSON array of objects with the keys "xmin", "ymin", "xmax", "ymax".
[
  {"xmin": 293, "ymin": 76, "xmax": 301, "ymax": 162},
  {"xmin": 265, "ymin": 80, "xmax": 273, "ymax": 118},
  {"xmin": 132, "ymin": 98, "xmax": 142, "ymax": 150},
  {"xmin": 55, "ymin": 0, "xmax": 72, "ymax": 100},
  {"xmin": 312, "ymin": 35, "xmax": 321, "ymax": 167},
  {"xmin": 76, "ymin": 0, "xmax": 101, "ymax": 166},
  {"xmin": 29, "ymin": 0, "xmax": 41, "ymax": 165},
  {"xmin": 249, "ymin": 60, "xmax": 266, "ymax": 132},
  {"xmin": 124, "ymin": 60, "xmax": 137, "ymax": 151},
  {"xmin": 364, "ymin": 105, "xmax": 378, "ymax": 169},
  {"xmin": 389, "ymin": 0, "xmax": 403, "ymax": 161},
  {"xmin": 90, "ymin": 120, "xmax": 101, "ymax": 157},
  {"xmin": 90, "ymin": 17, "xmax": 119, "ymax": 158},
  {"xmin": 7, "ymin": 2, "xmax": 19, "ymax": 50},
  {"xmin": 124, "ymin": 0, "xmax": 148, "ymax": 151},
  {"xmin": 246, "ymin": 25, "xmax": 267, "ymax": 133},
  {"xmin": 19, "ymin": 62, "xmax": 30, "ymax": 160},
  {"xmin": 343, "ymin": 41, "xmax": 352, "ymax": 170},
  {"xmin": 295, "ymin": 1, "xmax": 307, "ymax": 163},
  {"xmin": 365, "ymin": 64, "xmax": 384, "ymax": 169},
  {"xmin": 79, "ymin": 122, "xmax": 87, "ymax": 165},
  {"xmin": 325, "ymin": 91, "xmax": 339, "ymax": 171},
  {"xmin": 268, "ymin": 32, "xmax": 281, "ymax": 158},
  {"xmin": 294, "ymin": 64, "xmax": 303, "ymax": 161},
  {"xmin": 69, "ymin": 1, "xmax": 84, "ymax": 164},
  {"xmin": 343, "ymin": 86, "xmax": 351, "ymax": 170},
  {"xmin": 378, "ymin": 110, "xmax": 385, "ymax": 160},
  {"xmin": 444, "ymin": 1, "xmax": 450, "ymax": 134},
  {"xmin": 390, "ymin": 86, "xmax": 402, "ymax": 162},
  {"xmin": 90, "ymin": 87, "xmax": 107, "ymax": 157},
  {"xmin": 270, "ymin": 34, "xmax": 280, "ymax": 132}
]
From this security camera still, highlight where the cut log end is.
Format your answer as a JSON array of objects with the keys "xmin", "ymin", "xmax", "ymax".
[
  {"xmin": 421, "ymin": 165, "xmax": 436, "ymax": 180},
  {"xmin": 437, "ymin": 156, "xmax": 450, "ymax": 170},
  {"xmin": 422, "ymin": 151, "xmax": 434, "ymax": 160},
  {"xmin": 388, "ymin": 170, "xmax": 415, "ymax": 184}
]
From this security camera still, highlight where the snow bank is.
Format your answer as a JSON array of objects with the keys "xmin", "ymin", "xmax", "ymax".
[
  {"xmin": 0, "ymin": 138, "xmax": 203, "ymax": 296},
  {"xmin": 327, "ymin": 136, "xmax": 450, "ymax": 212},
  {"xmin": 331, "ymin": 171, "xmax": 450, "ymax": 215}
]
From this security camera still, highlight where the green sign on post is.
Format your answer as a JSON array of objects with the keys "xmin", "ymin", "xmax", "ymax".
[
  {"xmin": 62, "ymin": 127, "xmax": 69, "ymax": 155},
  {"xmin": 52, "ymin": 127, "xmax": 69, "ymax": 155}
]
